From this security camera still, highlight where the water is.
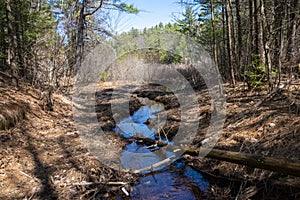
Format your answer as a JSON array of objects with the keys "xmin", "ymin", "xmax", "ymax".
[
  {"xmin": 115, "ymin": 104, "xmax": 174, "ymax": 172},
  {"xmin": 114, "ymin": 103, "xmax": 210, "ymax": 199},
  {"xmin": 130, "ymin": 160, "xmax": 210, "ymax": 200},
  {"xmin": 120, "ymin": 141, "xmax": 175, "ymax": 172},
  {"xmin": 114, "ymin": 104, "xmax": 165, "ymax": 139}
]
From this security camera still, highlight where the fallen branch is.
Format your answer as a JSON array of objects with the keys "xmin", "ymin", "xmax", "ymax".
[
  {"xmin": 133, "ymin": 155, "xmax": 176, "ymax": 174},
  {"xmin": 255, "ymin": 79, "xmax": 292, "ymax": 107},
  {"xmin": 59, "ymin": 181, "xmax": 128, "ymax": 187},
  {"xmin": 185, "ymin": 147, "xmax": 300, "ymax": 177}
]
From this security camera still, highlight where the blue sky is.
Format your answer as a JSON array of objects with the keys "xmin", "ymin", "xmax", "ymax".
[{"xmin": 116, "ymin": 0, "xmax": 185, "ymax": 33}]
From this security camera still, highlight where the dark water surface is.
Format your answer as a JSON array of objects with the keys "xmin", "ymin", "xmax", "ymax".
[{"xmin": 130, "ymin": 160, "xmax": 210, "ymax": 200}]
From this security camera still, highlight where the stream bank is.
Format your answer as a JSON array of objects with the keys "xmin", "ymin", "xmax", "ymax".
[
  {"xmin": 0, "ymin": 81, "xmax": 300, "ymax": 199},
  {"xmin": 95, "ymin": 81, "xmax": 300, "ymax": 199}
]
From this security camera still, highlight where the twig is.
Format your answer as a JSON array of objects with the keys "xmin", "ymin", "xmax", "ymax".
[
  {"xmin": 160, "ymin": 126, "xmax": 169, "ymax": 143},
  {"xmin": 121, "ymin": 187, "xmax": 129, "ymax": 196},
  {"xmin": 19, "ymin": 171, "xmax": 40, "ymax": 182}
]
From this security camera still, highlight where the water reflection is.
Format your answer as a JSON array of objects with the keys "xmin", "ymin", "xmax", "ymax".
[
  {"xmin": 120, "ymin": 141, "xmax": 175, "ymax": 172},
  {"xmin": 114, "ymin": 104, "xmax": 164, "ymax": 139},
  {"xmin": 131, "ymin": 160, "xmax": 210, "ymax": 200},
  {"xmin": 114, "ymin": 103, "xmax": 174, "ymax": 172}
]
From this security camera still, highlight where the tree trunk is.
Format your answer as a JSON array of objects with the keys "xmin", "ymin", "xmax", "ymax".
[
  {"xmin": 286, "ymin": 0, "xmax": 299, "ymax": 61},
  {"xmin": 235, "ymin": 0, "xmax": 243, "ymax": 75},
  {"xmin": 5, "ymin": 0, "xmax": 18, "ymax": 87},
  {"xmin": 13, "ymin": 1, "xmax": 25, "ymax": 78},
  {"xmin": 185, "ymin": 147, "xmax": 300, "ymax": 177},
  {"xmin": 76, "ymin": 0, "xmax": 86, "ymax": 73},
  {"xmin": 229, "ymin": 0, "xmax": 238, "ymax": 79},
  {"xmin": 253, "ymin": 0, "xmax": 260, "ymax": 57},
  {"xmin": 225, "ymin": 0, "xmax": 235, "ymax": 85},
  {"xmin": 248, "ymin": 0, "xmax": 254, "ymax": 65},
  {"xmin": 273, "ymin": 0, "xmax": 284, "ymax": 86},
  {"xmin": 210, "ymin": 0, "xmax": 224, "ymax": 95},
  {"xmin": 221, "ymin": 0, "xmax": 227, "ymax": 79},
  {"xmin": 260, "ymin": 0, "xmax": 273, "ymax": 91},
  {"xmin": 210, "ymin": 0, "xmax": 219, "ymax": 72},
  {"xmin": 255, "ymin": 0, "xmax": 265, "ymax": 66}
]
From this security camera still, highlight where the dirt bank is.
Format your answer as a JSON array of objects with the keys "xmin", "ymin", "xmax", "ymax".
[
  {"xmin": 0, "ymin": 83, "xmax": 136, "ymax": 199},
  {"xmin": 1, "ymin": 80, "xmax": 300, "ymax": 199}
]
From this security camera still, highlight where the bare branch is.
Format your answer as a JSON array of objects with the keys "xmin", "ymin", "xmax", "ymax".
[{"xmin": 84, "ymin": 0, "xmax": 104, "ymax": 17}]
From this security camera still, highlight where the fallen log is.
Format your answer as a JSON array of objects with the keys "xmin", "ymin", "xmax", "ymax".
[{"xmin": 185, "ymin": 147, "xmax": 300, "ymax": 177}]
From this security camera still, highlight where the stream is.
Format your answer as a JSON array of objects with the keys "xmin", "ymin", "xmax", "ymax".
[
  {"xmin": 114, "ymin": 103, "xmax": 210, "ymax": 199},
  {"xmin": 129, "ymin": 160, "xmax": 210, "ymax": 199}
]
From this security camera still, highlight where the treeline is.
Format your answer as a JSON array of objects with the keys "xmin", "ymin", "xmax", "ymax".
[
  {"xmin": 0, "ymin": 0, "xmax": 55, "ymax": 87},
  {"xmin": 177, "ymin": 0, "xmax": 299, "ymax": 90},
  {"xmin": 116, "ymin": 0, "xmax": 299, "ymax": 91},
  {"xmin": 116, "ymin": 23, "xmax": 186, "ymax": 64},
  {"xmin": 0, "ymin": 0, "xmax": 299, "ymax": 92},
  {"xmin": 0, "ymin": 0, "xmax": 138, "ymax": 90}
]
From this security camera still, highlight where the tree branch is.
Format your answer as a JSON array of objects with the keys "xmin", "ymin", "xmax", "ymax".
[{"xmin": 84, "ymin": 0, "xmax": 104, "ymax": 17}]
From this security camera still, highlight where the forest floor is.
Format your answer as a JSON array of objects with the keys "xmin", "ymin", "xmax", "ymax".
[{"xmin": 0, "ymin": 80, "xmax": 300, "ymax": 199}]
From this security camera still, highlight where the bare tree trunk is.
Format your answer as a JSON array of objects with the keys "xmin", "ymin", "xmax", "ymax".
[
  {"xmin": 235, "ymin": 0, "xmax": 243, "ymax": 74},
  {"xmin": 277, "ymin": 26, "xmax": 284, "ymax": 87},
  {"xmin": 221, "ymin": 0, "xmax": 227, "ymax": 79},
  {"xmin": 273, "ymin": 0, "xmax": 283, "ymax": 74},
  {"xmin": 75, "ymin": 0, "xmax": 86, "ymax": 73},
  {"xmin": 74, "ymin": 0, "xmax": 105, "ymax": 74},
  {"xmin": 225, "ymin": 0, "xmax": 235, "ymax": 85},
  {"xmin": 286, "ymin": 0, "xmax": 299, "ymax": 61},
  {"xmin": 253, "ymin": 0, "xmax": 260, "ymax": 57},
  {"xmin": 210, "ymin": 0, "xmax": 224, "ymax": 95},
  {"xmin": 255, "ymin": 0, "xmax": 265, "ymax": 66},
  {"xmin": 260, "ymin": 0, "xmax": 273, "ymax": 91},
  {"xmin": 229, "ymin": 0, "xmax": 238, "ymax": 79},
  {"xmin": 244, "ymin": 0, "xmax": 254, "ymax": 89},
  {"xmin": 13, "ymin": 1, "xmax": 25, "ymax": 78},
  {"xmin": 5, "ymin": 0, "xmax": 18, "ymax": 87},
  {"xmin": 247, "ymin": 0, "xmax": 254, "ymax": 68},
  {"xmin": 210, "ymin": 0, "xmax": 219, "ymax": 71}
]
